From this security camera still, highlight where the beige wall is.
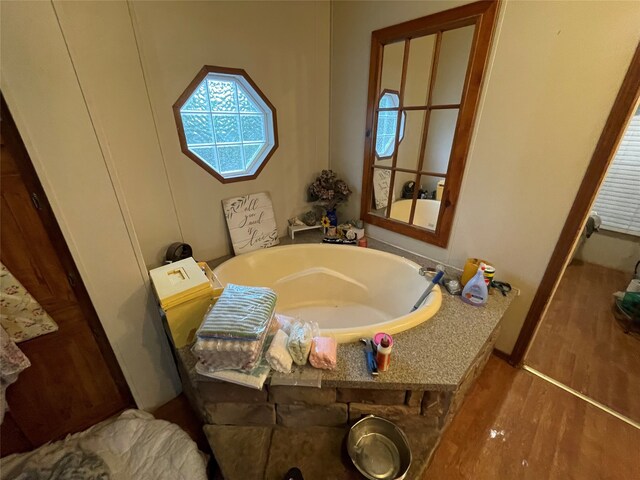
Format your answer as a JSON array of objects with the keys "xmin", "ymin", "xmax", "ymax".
[
  {"xmin": 575, "ymin": 231, "xmax": 640, "ymax": 274},
  {"xmin": 2, "ymin": 0, "xmax": 330, "ymax": 408},
  {"xmin": 2, "ymin": 0, "xmax": 638, "ymax": 405},
  {"xmin": 130, "ymin": 0, "xmax": 330, "ymax": 263},
  {"xmin": 52, "ymin": 0, "xmax": 183, "ymax": 268},
  {"xmin": 1, "ymin": 0, "xmax": 181, "ymax": 409},
  {"xmin": 330, "ymin": 0, "xmax": 640, "ymax": 353},
  {"xmin": 23, "ymin": 0, "xmax": 330, "ymax": 269}
]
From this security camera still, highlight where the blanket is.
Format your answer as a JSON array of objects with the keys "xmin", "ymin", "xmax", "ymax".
[{"xmin": 0, "ymin": 410, "xmax": 207, "ymax": 480}]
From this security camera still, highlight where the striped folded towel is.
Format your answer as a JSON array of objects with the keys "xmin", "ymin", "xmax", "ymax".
[{"xmin": 196, "ymin": 283, "xmax": 277, "ymax": 340}]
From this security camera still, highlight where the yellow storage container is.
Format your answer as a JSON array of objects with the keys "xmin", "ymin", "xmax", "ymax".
[{"xmin": 150, "ymin": 257, "xmax": 223, "ymax": 348}]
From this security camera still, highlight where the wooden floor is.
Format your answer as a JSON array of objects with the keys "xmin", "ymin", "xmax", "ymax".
[
  {"xmin": 525, "ymin": 261, "xmax": 640, "ymax": 422},
  {"xmin": 152, "ymin": 395, "xmax": 211, "ymax": 455},
  {"xmin": 424, "ymin": 356, "xmax": 640, "ymax": 479},
  {"xmin": 155, "ymin": 356, "xmax": 639, "ymax": 480}
]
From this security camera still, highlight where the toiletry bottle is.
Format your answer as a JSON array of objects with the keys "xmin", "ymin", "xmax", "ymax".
[
  {"xmin": 483, "ymin": 265, "xmax": 496, "ymax": 295},
  {"xmin": 461, "ymin": 265, "xmax": 489, "ymax": 306},
  {"xmin": 376, "ymin": 334, "xmax": 392, "ymax": 371}
]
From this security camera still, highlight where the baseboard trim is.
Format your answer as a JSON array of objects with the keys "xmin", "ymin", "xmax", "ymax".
[{"xmin": 492, "ymin": 348, "xmax": 514, "ymax": 364}]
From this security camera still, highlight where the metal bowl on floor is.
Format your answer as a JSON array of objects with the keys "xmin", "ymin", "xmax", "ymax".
[{"xmin": 347, "ymin": 415, "xmax": 412, "ymax": 480}]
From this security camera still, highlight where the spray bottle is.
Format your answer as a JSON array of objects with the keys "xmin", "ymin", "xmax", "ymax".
[{"xmin": 461, "ymin": 264, "xmax": 489, "ymax": 306}]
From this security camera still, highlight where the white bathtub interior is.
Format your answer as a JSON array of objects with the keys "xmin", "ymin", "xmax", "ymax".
[
  {"xmin": 213, "ymin": 244, "xmax": 441, "ymax": 342},
  {"xmin": 390, "ymin": 198, "xmax": 441, "ymax": 230}
]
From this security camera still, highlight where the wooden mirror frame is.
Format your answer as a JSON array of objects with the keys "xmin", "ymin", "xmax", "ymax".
[{"xmin": 360, "ymin": 0, "xmax": 499, "ymax": 247}]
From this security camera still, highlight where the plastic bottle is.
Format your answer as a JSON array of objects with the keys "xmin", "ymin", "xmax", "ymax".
[
  {"xmin": 376, "ymin": 334, "xmax": 392, "ymax": 372},
  {"xmin": 461, "ymin": 265, "xmax": 489, "ymax": 306},
  {"xmin": 376, "ymin": 335, "xmax": 391, "ymax": 371}
]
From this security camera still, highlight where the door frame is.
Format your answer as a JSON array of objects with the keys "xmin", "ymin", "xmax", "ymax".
[
  {"xmin": 509, "ymin": 42, "xmax": 640, "ymax": 366},
  {"xmin": 0, "ymin": 94, "xmax": 134, "ymax": 407}
]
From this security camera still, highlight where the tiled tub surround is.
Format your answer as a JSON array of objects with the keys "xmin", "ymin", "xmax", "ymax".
[{"xmin": 172, "ymin": 231, "xmax": 514, "ymax": 479}]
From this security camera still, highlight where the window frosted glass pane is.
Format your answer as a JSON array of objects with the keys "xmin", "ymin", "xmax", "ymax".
[
  {"xmin": 213, "ymin": 115, "xmax": 241, "ymax": 143},
  {"xmin": 376, "ymin": 111, "xmax": 398, "ymax": 158},
  {"xmin": 380, "ymin": 95, "xmax": 396, "ymax": 109},
  {"xmin": 241, "ymin": 115, "xmax": 265, "ymax": 142},
  {"xmin": 218, "ymin": 145, "xmax": 243, "ymax": 172},
  {"xmin": 380, "ymin": 92, "xmax": 400, "ymax": 109},
  {"xmin": 191, "ymin": 146, "xmax": 218, "ymax": 169},
  {"xmin": 376, "ymin": 92, "xmax": 404, "ymax": 158},
  {"xmin": 379, "ymin": 113, "xmax": 395, "ymax": 136},
  {"xmin": 375, "ymin": 111, "xmax": 405, "ymax": 158},
  {"xmin": 376, "ymin": 135, "xmax": 394, "ymax": 157},
  {"xmin": 237, "ymin": 87, "xmax": 259, "ymax": 112},
  {"xmin": 177, "ymin": 71, "xmax": 276, "ymax": 179},
  {"xmin": 208, "ymin": 80, "xmax": 237, "ymax": 112},
  {"xmin": 181, "ymin": 113, "xmax": 213, "ymax": 145},
  {"xmin": 243, "ymin": 144, "xmax": 262, "ymax": 166},
  {"xmin": 182, "ymin": 82, "xmax": 208, "ymax": 111}
]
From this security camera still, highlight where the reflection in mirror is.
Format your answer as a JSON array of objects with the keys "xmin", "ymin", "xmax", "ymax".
[
  {"xmin": 431, "ymin": 25, "xmax": 475, "ymax": 105},
  {"xmin": 361, "ymin": 1, "xmax": 498, "ymax": 247},
  {"xmin": 372, "ymin": 167, "xmax": 391, "ymax": 212},
  {"xmin": 387, "ymin": 170, "xmax": 417, "ymax": 219},
  {"xmin": 408, "ymin": 175, "xmax": 445, "ymax": 231},
  {"xmin": 404, "ymin": 35, "xmax": 436, "ymax": 107},
  {"xmin": 422, "ymin": 109, "xmax": 459, "ymax": 175},
  {"xmin": 376, "ymin": 173, "xmax": 443, "ymax": 232},
  {"xmin": 380, "ymin": 42, "xmax": 405, "ymax": 94},
  {"xmin": 396, "ymin": 110, "xmax": 426, "ymax": 170},
  {"xmin": 375, "ymin": 92, "xmax": 405, "ymax": 160}
]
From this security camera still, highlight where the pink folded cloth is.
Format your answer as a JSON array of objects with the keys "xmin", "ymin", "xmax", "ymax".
[{"xmin": 309, "ymin": 336, "xmax": 337, "ymax": 370}]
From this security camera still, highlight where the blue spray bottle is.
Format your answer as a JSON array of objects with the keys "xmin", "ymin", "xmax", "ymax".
[{"xmin": 461, "ymin": 264, "xmax": 488, "ymax": 306}]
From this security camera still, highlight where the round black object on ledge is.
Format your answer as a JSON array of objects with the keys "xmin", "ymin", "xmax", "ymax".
[{"xmin": 165, "ymin": 242, "xmax": 193, "ymax": 263}]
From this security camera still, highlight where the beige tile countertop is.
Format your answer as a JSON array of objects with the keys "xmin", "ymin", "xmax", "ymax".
[{"xmin": 181, "ymin": 230, "xmax": 515, "ymax": 391}]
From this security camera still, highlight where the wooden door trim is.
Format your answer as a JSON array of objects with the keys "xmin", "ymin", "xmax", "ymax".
[
  {"xmin": 509, "ymin": 42, "xmax": 640, "ymax": 366},
  {"xmin": 0, "ymin": 94, "xmax": 134, "ymax": 406}
]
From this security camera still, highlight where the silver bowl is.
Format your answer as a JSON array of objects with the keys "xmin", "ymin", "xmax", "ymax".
[{"xmin": 347, "ymin": 415, "xmax": 412, "ymax": 480}]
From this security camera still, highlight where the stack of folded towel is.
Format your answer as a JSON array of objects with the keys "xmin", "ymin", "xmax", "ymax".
[{"xmin": 192, "ymin": 283, "xmax": 277, "ymax": 371}]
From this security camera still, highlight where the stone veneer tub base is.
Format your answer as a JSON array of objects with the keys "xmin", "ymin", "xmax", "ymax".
[{"xmin": 176, "ymin": 321, "xmax": 498, "ymax": 480}]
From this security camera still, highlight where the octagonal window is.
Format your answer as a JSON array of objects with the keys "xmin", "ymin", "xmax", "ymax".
[
  {"xmin": 174, "ymin": 66, "xmax": 278, "ymax": 182},
  {"xmin": 375, "ymin": 90, "xmax": 406, "ymax": 160}
]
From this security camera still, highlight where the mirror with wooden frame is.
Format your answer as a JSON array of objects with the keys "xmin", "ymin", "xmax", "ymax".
[{"xmin": 360, "ymin": 0, "xmax": 499, "ymax": 247}]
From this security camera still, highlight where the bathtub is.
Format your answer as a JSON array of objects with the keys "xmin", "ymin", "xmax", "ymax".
[
  {"xmin": 390, "ymin": 199, "xmax": 441, "ymax": 230},
  {"xmin": 213, "ymin": 244, "xmax": 442, "ymax": 343}
]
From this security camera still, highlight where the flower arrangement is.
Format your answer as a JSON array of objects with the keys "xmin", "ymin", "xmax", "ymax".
[{"xmin": 307, "ymin": 170, "xmax": 352, "ymax": 212}]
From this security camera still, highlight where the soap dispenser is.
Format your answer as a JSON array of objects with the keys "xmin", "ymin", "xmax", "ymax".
[{"xmin": 461, "ymin": 264, "xmax": 489, "ymax": 306}]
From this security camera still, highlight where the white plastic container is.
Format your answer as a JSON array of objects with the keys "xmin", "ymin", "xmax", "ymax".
[
  {"xmin": 461, "ymin": 265, "xmax": 488, "ymax": 306},
  {"xmin": 149, "ymin": 257, "xmax": 222, "ymax": 348}
]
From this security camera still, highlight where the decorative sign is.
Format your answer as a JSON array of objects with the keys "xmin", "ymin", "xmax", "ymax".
[
  {"xmin": 373, "ymin": 168, "xmax": 391, "ymax": 209},
  {"xmin": 222, "ymin": 192, "xmax": 279, "ymax": 255}
]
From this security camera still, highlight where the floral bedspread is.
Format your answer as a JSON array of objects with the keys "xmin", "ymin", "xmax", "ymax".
[
  {"xmin": 0, "ymin": 263, "xmax": 58, "ymax": 343},
  {"xmin": 0, "ymin": 326, "xmax": 30, "ymax": 423}
]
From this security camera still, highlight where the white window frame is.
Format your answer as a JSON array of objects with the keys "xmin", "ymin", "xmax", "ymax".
[{"xmin": 592, "ymin": 108, "xmax": 640, "ymax": 237}]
